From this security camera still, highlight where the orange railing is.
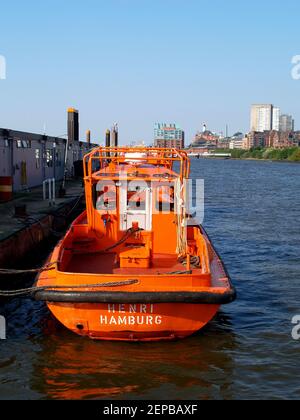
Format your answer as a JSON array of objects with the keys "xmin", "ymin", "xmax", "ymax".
[{"xmin": 83, "ymin": 147, "xmax": 190, "ymax": 181}]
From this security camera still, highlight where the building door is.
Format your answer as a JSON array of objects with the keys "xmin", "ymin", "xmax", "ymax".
[{"xmin": 0, "ymin": 139, "xmax": 12, "ymax": 177}]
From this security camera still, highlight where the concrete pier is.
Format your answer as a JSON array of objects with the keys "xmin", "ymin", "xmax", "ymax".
[{"xmin": 0, "ymin": 179, "xmax": 84, "ymax": 267}]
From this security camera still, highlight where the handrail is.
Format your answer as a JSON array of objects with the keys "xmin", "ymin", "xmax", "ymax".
[{"xmin": 83, "ymin": 147, "xmax": 190, "ymax": 181}]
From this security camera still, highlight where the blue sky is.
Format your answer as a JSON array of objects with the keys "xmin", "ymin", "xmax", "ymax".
[{"xmin": 0, "ymin": 0, "xmax": 299, "ymax": 144}]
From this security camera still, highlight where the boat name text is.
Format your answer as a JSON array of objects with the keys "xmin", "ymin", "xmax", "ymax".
[
  {"xmin": 107, "ymin": 304, "xmax": 154, "ymax": 314},
  {"xmin": 100, "ymin": 304, "xmax": 163, "ymax": 326}
]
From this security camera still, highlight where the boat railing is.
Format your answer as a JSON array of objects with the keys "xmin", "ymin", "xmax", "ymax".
[{"xmin": 83, "ymin": 147, "xmax": 190, "ymax": 181}]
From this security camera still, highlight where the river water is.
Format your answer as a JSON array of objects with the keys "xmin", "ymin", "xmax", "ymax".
[{"xmin": 0, "ymin": 159, "xmax": 300, "ymax": 400}]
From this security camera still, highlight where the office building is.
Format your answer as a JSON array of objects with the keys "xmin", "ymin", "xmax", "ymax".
[
  {"xmin": 279, "ymin": 114, "xmax": 294, "ymax": 132},
  {"xmin": 272, "ymin": 107, "xmax": 280, "ymax": 131},
  {"xmin": 251, "ymin": 104, "xmax": 275, "ymax": 132},
  {"xmin": 154, "ymin": 123, "xmax": 185, "ymax": 149}
]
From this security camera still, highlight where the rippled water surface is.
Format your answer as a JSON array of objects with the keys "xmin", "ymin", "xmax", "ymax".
[{"xmin": 1, "ymin": 159, "xmax": 300, "ymax": 400}]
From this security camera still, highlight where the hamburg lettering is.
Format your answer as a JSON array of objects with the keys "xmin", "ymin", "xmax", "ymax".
[{"xmin": 100, "ymin": 304, "xmax": 162, "ymax": 326}]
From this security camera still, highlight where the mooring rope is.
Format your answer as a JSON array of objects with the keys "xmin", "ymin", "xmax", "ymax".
[
  {"xmin": 0, "ymin": 227, "xmax": 143, "ymax": 275},
  {"xmin": 0, "ymin": 262, "xmax": 58, "ymax": 275},
  {"xmin": 0, "ymin": 279, "xmax": 139, "ymax": 298}
]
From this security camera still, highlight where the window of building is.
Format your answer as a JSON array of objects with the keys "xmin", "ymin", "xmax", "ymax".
[
  {"xmin": 46, "ymin": 149, "xmax": 53, "ymax": 167},
  {"xmin": 35, "ymin": 149, "xmax": 41, "ymax": 169},
  {"xmin": 22, "ymin": 140, "xmax": 31, "ymax": 148},
  {"xmin": 16, "ymin": 139, "xmax": 31, "ymax": 148}
]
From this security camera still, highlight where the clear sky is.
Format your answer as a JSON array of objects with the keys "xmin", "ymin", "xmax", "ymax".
[{"xmin": 0, "ymin": 0, "xmax": 299, "ymax": 144}]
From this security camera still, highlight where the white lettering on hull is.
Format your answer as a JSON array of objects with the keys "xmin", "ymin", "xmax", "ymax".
[
  {"xmin": 100, "ymin": 315, "xmax": 163, "ymax": 326},
  {"xmin": 108, "ymin": 304, "xmax": 154, "ymax": 314},
  {"xmin": 100, "ymin": 304, "xmax": 162, "ymax": 326}
]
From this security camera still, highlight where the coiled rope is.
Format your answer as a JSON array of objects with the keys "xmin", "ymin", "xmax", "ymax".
[{"xmin": 178, "ymin": 256, "xmax": 201, "ymax": 269}]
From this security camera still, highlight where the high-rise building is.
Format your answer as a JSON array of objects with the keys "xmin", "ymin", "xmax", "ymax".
[
  {"xmin": 154, "ymin": 123, "xmax": 185, "ymax": 149},
  {"xmin": 68, "ymin": 108, "xmax": 79, "ymax": 143},
  {"xmin": 272, "ymin": 107, "xmax": 280, "ymax": 131},
  {"xmin": 279, "ymin": 114, "xmax": 294, "ymax": 132},
  {"xmin": 250, "ymin": 104, "xmax": 275, "ymax": 132}
]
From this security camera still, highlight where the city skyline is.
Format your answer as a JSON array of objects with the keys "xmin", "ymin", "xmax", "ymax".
[{"xmin": 0, "ymin": 0, "xmax": 299, "ymax": 144}]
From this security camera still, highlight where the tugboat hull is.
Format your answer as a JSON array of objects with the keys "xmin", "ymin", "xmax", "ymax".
[{"xmin": 47, "ymin": 302, "xmax": 220, "ymax": 341}]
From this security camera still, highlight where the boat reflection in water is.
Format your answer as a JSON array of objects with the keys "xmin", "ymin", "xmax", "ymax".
[{"xmin": 31, "ymin": 312, "xmax": 236, "ymax": 400}]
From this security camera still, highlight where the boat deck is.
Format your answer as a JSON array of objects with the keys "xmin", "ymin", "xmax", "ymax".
[{"xmin": 64, "ymin": 253, "xmax": 200, "ymax": 275}]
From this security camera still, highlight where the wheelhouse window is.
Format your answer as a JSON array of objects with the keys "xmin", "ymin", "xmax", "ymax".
[
  {"xmin": 156, "ymin": 184, "xmax": 175, "ymax": 213},
  {"xmin": 126, "ymin": 181, "xmax": 148, "ymax": 211},
  {"xmin": 93, "ymin": 181, "xmax": 117, "ymax": 211}
]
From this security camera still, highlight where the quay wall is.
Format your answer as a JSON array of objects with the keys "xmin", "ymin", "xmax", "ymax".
[{"xmin": 0, "ymin": 199, "xmax": 78, "ymax": 268}]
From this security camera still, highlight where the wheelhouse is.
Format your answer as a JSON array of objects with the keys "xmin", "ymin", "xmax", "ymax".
[{"xmin": 83, "ymin": 147, "xmax": 190, "ymax": 257}]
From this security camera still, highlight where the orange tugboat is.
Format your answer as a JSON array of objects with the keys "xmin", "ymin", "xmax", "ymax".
[{"xmin": 35, "ymin": 147, "xmax": 236, "ymax": 341}]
